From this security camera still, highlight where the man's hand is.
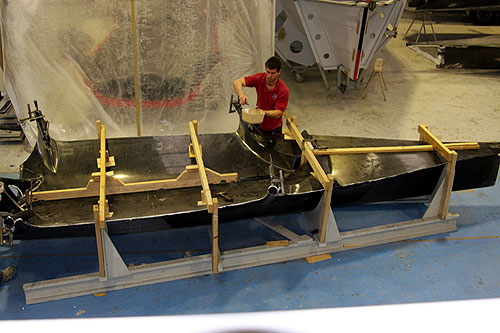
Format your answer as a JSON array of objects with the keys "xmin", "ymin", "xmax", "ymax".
[{"xmin": 239, "ymin": 95, "xmax": 249, "ymax": 105}]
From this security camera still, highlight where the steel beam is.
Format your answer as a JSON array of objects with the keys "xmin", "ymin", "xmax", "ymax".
[{"xmin": 23, "ymin": 214, "xmax": 457, "ymax": 304}]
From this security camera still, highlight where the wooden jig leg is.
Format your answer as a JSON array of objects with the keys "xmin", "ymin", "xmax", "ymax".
[
  {"xmin": 318, "ymin": 175, "xmax": 335, "ymax": 244},
  {"xmin": 93, "ymin": 205, "xmax": 105, "ymax": 278},
  {"xmin": 439, "ymin": 152, "xmax": 457, "ymax": 219},
  {"xmin": 362, "ymin": 71, "xmax": 376, "ymax": 99},
  {"xmin": 404, "ymin": 18, "xmax": 416, "ymax": 39},
  {"xmin": 380, "ymin": 72, "xmax": 387, "ymax": 91},
  {"xmin": 378, "ymin": 73, "xmax": 387, "ymax": 101}
]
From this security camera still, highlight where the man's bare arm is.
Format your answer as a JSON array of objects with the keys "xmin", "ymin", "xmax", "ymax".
[
  {"xmin": 261, "ymin": 109, "xmax": 283, "ymax": 119},
  {"xmin": 232, "ymin": 77, "xmax": 249, "ymax": 105}
]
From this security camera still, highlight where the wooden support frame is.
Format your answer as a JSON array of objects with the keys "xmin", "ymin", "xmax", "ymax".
[
  {"xmin": 189, "ymin": 120, "xmax": 214, "ymax": 213},
  {"xmin": 439, "ymin": 153, "xmax": 457, "ymax": 219},
  {"xmin": 285, "ymin": 116, "xmax": 330, "ymax": 188},
  {"xmin": 96, "ymin": 124, "xmax": 108, "ymax": 278},
  {"xmin": 418, "ymin": 125, "xmax": 455, "ymax": 161},
  {"xmin": 24, "ymin": 204, "xmax": 459, "ymax": 304},
  {"xmin": 98, "ymin": 124, "xmax": 109, "ymax": 226},
  {"xmin": 417, "ymin": 125, "xmax": 458, "ymax": 219},
  {"xmin": 95, "ymin": 124, "xmax": 114, "ymax": 278},
  {"xmin": 284, "ymin": 114, "xmax": 334, "ymax": 244},
  {"xmin": 283, "ymin": 118, "xmax": 464, "ymax": 243},
  {"xmin": 187, "ymin": 120, "xmax": 220, "ymax": 273},
  {"xmin": 90, "ymin": 120, "xmax": 225, "ymax": 279},
  {"xmin": 318, "ymin": 174, "xmax": 334, "ymax": 243},
  {"xmin": 22, "ymin": 121, "xmax": 467, "ymax": 304}
]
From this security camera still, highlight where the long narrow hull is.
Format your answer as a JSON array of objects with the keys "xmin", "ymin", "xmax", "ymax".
[{"xmin": 3, "ymin": 123, "xmax": 500, "ymax": 239}]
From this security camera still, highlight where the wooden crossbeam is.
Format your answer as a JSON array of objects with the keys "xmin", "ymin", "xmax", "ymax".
[
  {"xmin": 97, "ymin": 155, "xmax": 115, "ymax": 168},
  {"xmin": 313, "ymin": 142, "xmax": 479, "ymax": 155},
  {"xmin": 285, "ymin": 116, "xmax": 330, "ymax": 188},
  {"xmin": 418, "ymin": 124, "xmax": 454, "ymax": 161},
  {"xmin": 417, "ymin": 124, "xmax": 458, "ymax": 220},
  {"xmin": 32, "ymin": 167, "xmax": 237, "ymax": 202}
]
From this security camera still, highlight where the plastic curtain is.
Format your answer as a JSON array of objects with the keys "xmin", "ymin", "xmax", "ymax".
[{"xmin": 1, "ymin": 0, "xmax": 274, "ymax": 144}]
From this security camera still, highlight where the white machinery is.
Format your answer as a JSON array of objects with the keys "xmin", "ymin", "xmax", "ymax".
[{"xmin": 275, "ymin": 0, "xmax": 407, "ymax": 91}]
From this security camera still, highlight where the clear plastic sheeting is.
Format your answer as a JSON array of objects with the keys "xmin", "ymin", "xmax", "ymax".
[{"xmin": 1, "ymin": 0, "xmax": 274, "ymax": 144}]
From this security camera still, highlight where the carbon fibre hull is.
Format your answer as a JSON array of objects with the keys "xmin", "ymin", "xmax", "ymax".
[{"xmin": 3, "ymin": 123, "xmax": 500, "ymax": 239}]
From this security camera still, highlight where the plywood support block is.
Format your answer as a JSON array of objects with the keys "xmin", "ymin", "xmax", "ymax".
[
  {"xmin": 266, "ymin": 240, "xmax": 289, "ymax": 247},
  {"xmin": 189, "ymin": 144, "xmax": 202, "ymax": 158},
  {"xmin": 305, "ymin": 253, "xmax": 332, "ymax": 263}
]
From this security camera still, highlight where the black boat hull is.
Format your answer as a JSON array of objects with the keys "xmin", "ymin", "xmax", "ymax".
[{"xmin": 2, "ymin": 123, "xmax": 500, "ymax": 239}]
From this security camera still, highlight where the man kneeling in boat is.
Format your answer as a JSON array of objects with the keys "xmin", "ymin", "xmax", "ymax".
[{"xmin": 232, "ymin": 56, "xmax": 289, "ymax": 135}]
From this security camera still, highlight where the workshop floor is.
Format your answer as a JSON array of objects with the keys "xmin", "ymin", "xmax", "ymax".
[{"xmin": 1, "ymin": 12, "xmax": 500, "ymax": 321}]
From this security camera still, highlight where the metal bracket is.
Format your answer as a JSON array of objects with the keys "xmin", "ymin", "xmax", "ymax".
[
  {"xmin": 303, "ymin": 191, "xmax": 341, "ymax": 246},
  {"xmin": 100, "ymin": 228, "xmax": 131, "ymax": 281},
  {"xmin": 384, "ymin": 28, "xmax": 398, "ymax": 39},
  {"xmin": 423, "ymin": 166, "xmax": 447, "ymax": 219}
]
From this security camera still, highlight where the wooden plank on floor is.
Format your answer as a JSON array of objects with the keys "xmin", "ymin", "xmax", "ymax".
[
  {"xmin": 266, "ymin": 240, "xmax": 289, "ymax": 247},
  {"xmin": 305, "ymin": 253, "xmax": 332, "ymax": 263}
]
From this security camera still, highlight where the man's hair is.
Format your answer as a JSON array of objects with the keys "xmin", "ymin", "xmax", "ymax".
[{"xmin": 265, "ymin": 56, "xmax": 281, "ymax": 71}]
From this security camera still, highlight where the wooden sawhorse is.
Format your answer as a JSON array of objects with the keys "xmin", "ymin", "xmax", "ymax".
[{"xmin": 362, "ymin": 58, "xmax": 387, "ymax": 101}]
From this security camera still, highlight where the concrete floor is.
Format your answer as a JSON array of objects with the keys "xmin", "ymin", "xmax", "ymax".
[
  {"xmin": 1, "ymin": 11, "xmax": 500, "ymax": 323},
  {"xmin": 285, "ymin": 12, "xmax": 500, "ymax": 142}
]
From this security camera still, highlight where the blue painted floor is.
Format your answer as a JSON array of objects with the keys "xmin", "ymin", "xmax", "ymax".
[{"xmin": 1, "ymin": 173, "xmax": 499, "ymax": 319}]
